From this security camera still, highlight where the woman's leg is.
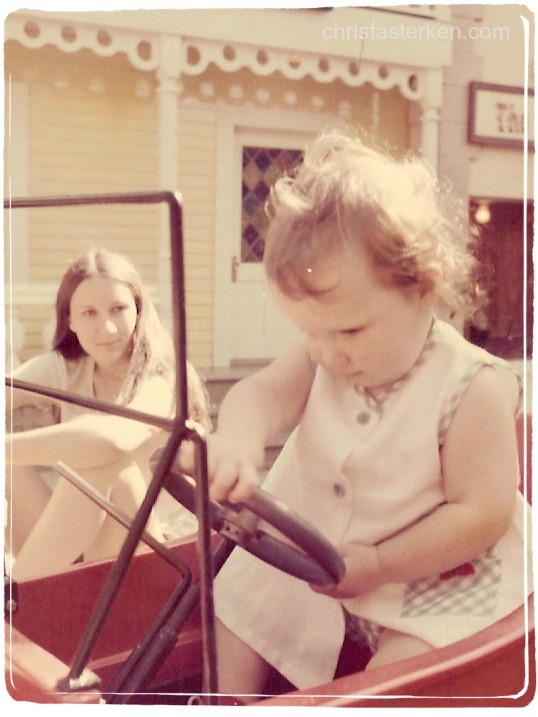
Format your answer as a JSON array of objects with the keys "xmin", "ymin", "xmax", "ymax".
[
  {"xmin": 365, "ymin": 628, "xmax": 433, "ymax": 670},
  {"xmin": 214, "ymin": 618, "xmax": 270, "ymax": 703},
  {"xmin": 11, "ymin": 475, "xmax": 106, "ymax": 581},
  {"xmin": 11, "ymin": 455, "xmax": 156, "ymax": 581},
  {"xmin": 84, "ymin": 461, "xmax": 165, "ymax": 562},
  {"xmin": 5, "ymin": 464, "xmax": 52, "ymax": 559}
]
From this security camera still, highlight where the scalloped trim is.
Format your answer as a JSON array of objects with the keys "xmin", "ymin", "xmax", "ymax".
[{"xmin": 6, "ymin": 14, "xmax": 423, "ymax": 100}]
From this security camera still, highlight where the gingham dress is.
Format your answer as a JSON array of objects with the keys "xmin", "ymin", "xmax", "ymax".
[{"xmin": 213, "ymin": 320, "xmax": 531, "ymax": 690}]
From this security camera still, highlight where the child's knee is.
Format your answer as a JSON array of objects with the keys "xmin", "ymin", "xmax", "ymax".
[{"xmin": 366, "ymin": 629, "xmax": 433, "ymax": 670}]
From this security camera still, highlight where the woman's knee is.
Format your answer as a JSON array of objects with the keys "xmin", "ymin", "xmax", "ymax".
[{"xmin": 80, "ymin": 455, "xmax": 141, "ymax": 495}]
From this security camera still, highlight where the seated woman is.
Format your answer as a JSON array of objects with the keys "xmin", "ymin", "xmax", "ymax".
[{"xmin": 5, "ymin": 249, "xmax": 210, "ymax": 581}]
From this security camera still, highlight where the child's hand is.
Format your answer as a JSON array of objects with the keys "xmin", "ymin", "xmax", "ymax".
[
  {"xmin": 310, "ymin": 541, "xmax": 382, "ymax": 599},
  {"xmin": 207, "ymin": 432, "xmax": 263, "ymax": 503},
  {"xmin": 179, "ymin": 431, "xmax": 263, "ymax": 504}
]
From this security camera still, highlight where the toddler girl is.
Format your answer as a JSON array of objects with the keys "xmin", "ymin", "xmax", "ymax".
[{"xmin": 202, "ymin": 131, "xmax": 530, "ymax": 698}]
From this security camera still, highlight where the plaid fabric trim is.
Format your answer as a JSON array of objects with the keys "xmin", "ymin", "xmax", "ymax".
[
  {"xmin": 437, "ymin": 361, "xmax": 484, "ymax": 446},
  {"xmin": 437, "ymin": 359, "xmax": 522, "ymax": 446},
  {"xmin": 354, "ymin": 321, "xmax": 436, "ymax": 419},
  {"xmin": 343, "ymin": 610, "xmax": 384, "ymax": 653},
  {"xmin": 401, "ymin": 552, "xmax": 501, "ymax": 617}
]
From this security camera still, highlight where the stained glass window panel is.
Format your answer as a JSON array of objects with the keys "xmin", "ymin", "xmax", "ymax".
[{"xmin": 241, "ymin": 146, "xmax": 303, "ymax": 262}]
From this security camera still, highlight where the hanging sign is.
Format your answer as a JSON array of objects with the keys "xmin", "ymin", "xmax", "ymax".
[{"xmin": 468, "ymin": 81, "xmax": 534, "ymax": 148}]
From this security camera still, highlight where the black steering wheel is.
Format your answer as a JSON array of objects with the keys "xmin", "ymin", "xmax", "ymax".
[{"xmin": 151, "ymin": 449, "xmax": 345, "ymax": 587}]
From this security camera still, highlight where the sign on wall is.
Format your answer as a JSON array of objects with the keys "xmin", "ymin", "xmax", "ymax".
[{"xmin": 468, "ymin": 81, "xmax": 534, "ymax": 148}]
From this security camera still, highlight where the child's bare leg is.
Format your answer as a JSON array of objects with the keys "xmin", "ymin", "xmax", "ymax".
[
  {"xmin": 214, "ymin": 617, "xmax": 270, "ymax": 703},
  {"xmin": 5, "ymin": 465, "xmax": 52, "ymax": 557},
  {"xmin": 366, "ymin": 628, "xmax": 433, "ymax": 670}
]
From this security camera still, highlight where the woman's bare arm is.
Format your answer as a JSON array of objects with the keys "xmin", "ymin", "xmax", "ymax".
[{"xmin": 5, "ymin": 374, "xmax": 173, "ymax": 470}]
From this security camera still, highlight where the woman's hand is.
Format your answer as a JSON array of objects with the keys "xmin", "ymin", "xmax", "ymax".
[{"xmin": 310, "ymin": 541, "xmax": 383, "ymax": 599}]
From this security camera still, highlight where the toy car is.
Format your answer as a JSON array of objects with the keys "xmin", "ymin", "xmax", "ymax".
[{"xmin": 5, "ymin": 193, "xmax": 534, "ymax": 707}]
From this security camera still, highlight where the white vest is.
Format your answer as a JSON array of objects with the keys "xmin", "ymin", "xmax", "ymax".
[{"xmin": 214, "ymin": 321, "xmax": 530, "ymax": 689}]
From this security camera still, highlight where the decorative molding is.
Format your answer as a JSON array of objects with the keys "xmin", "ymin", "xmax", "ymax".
[
  {"xmin": 182, "ymin": 37, "xmax": 423, "ymax": 100},
  {"xmin": 5, "ymin": 13, "xmax": 160, "ymax": 71},
  {"xmin": 5, "ymin": 12, "xmax": 425, "ymax": 101}
]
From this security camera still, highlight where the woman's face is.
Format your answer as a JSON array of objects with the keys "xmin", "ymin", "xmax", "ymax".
[{"xmin": 68, "ymin": 277, "xmax": 138, "ymax": 370}]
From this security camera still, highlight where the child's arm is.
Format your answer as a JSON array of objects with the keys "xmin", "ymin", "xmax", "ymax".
[
  {"xmin": 313, "ymin": 366, "xmax": 520, "ymax": 598},
  {"xmin": 5, "ymin": 374, "xmax": 173, "ymax": 470},
  {"xmin": 203, "ymin": 333, "xmax": 315, "ymax": 504}
]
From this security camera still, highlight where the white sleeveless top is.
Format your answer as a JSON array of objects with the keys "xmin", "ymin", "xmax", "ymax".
[{"xmin": 213, "ymin": 321, "xmax": 532, "ymax": 690}]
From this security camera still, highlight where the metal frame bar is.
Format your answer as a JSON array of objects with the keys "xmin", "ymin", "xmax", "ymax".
[{"xmin": 4, "ymin": 191, "xmax": 219, "ymax": 704}]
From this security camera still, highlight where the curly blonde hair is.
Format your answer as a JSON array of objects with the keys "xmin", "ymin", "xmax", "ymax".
[{"xmin": 264, "ymin": 130, "xmax": 484, "ymax": 319}]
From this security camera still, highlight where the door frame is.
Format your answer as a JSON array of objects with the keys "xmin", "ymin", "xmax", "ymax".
[{"xmin": 213, "ymin": 105, "xmax": 336, "ymax": 366}]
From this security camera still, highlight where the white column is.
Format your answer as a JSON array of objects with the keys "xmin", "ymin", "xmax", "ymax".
[
  {"xmin": 155, "ymin": 35, "xmax": 183, "ymax": 332},
  {"xmin": 418, "ymin": 68, "xmax": 443, "ymax": 170}
]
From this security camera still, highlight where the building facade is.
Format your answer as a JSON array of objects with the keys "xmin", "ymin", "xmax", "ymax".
[
  {"xmin": 4, "ymin": 5, "xmax": 532, "ymax": 376},
  {"xmin": 438, "ymin": 4, "xmax": 534, "ymax": 362}
]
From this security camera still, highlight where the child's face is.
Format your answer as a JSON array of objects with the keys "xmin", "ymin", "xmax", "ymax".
[{"xmin": 271, "ymin": 248, "xmax": 435, "ymax": 393}]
